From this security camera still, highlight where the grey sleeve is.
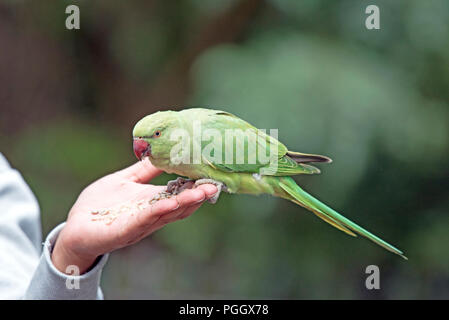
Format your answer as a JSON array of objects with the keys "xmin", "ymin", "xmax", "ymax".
[
  {"xmin": 0, "ymin": 153, "xmax": 108, "ymax": 300},
  {"xmin": 24, "ymin": 223, "xmax": 109, "ymax": 300}
]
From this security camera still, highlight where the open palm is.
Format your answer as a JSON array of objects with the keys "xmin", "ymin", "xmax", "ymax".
[{"xmin": 52, "ymin": 158, "xmax": 217, "ymax": 274}]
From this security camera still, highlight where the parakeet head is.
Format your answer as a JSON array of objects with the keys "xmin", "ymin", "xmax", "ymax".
[{"xmin": 132, "ymin": 110, "xmax": 179, "ymax": 160}]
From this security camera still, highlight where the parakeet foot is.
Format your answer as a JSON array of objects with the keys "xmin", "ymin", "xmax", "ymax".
[
  {"xmin": 166, "ymin": 177, "xmax": 195, "ymax": 195},
  {"xmin": 194, "ymin": 179, "xmax": 227, "ymax": 204}
]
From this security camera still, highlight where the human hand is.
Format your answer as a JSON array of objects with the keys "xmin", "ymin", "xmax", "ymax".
[{"xmin": 51, "ymin": 158, "xmax": 217, "ymax": 274}]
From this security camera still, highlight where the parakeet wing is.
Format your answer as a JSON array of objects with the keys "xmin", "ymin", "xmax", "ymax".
[{"xmin": 199, "ymin": 110, "xmax": 321, "ymax": 176}]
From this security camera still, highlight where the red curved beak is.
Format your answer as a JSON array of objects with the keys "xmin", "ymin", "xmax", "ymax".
[{"xmin": 133, "ymin": 138, "xmax": 150, "ymax": 160}]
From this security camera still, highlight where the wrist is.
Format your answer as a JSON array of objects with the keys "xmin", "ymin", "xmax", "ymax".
[{"xmin": 51, "ymin": 229, "xmax": 98, "ymax": 275}]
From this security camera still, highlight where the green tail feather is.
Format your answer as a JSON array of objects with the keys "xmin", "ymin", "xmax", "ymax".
[{"xmin": 279, "ymin": 177, "xmax": 407, "ymax": 260}]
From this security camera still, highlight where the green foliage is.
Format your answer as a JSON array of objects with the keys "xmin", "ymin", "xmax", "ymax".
[{"xmin": 7, "ymin": 120, "xmax": 131, "ymax": 234}]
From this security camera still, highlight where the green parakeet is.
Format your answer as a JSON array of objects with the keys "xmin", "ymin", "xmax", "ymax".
[{"xmin": 132, "ymin": 108, "xmax": 406, "ymax": 259}]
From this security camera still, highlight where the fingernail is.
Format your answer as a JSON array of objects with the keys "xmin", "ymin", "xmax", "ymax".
[
  {"xmin": 195, "ymin": 197, "xmax": 206, "ymax": 204},
  {"xmin": 207, "ymin": 192, "xmax": 218, "ymax": 199}
]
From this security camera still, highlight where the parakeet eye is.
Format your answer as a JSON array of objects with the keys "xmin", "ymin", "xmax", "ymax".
[{"xmin": 154, "ymin": 130, "xmax": 161, "ymax": 138}]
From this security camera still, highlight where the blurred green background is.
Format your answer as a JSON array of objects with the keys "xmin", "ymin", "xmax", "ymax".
[{"xmin": 1, "ymin": 0, "xmax": 448, "ymax": 299}]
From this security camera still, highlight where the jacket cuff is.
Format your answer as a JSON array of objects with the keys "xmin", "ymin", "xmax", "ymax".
[{"xmin": 24, "ymin": 223, "xmax": 109, "ymax": 300}]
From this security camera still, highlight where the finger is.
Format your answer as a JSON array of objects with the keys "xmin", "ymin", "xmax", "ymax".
[
  {"xmin": 129, "ymin": 222, "xmax": 167, "ymax": 245},
  {"xmin": 133, "ymin": 197, "xmax": 179, "ymax": 228},
  {"xmin": 175, "ymin": 188, "xmax": 208, "ymax": 207},
  {"xmin": 135, "ymin": 188, "xmax": 205, "ymax": 228},
  {"xmin": 117, "ymin": 197, "xmax": 180, "ymax": 244},
  {"xmin": 158, "ymin": 184, "xmax": 217, "ymax": 221},
  {"xmin": 177, "ymin": 202, "xmax": 203, "ymax": 220},
  {"xmin": 194, "ymin": 184, "xmax": 218, "ymax": 199},
  {"xmin": 153, "ymin": 189, "xmax": 205, "ymax": 223},
  {"xmin": 119, "ymin": 192, "xmax": 208, "ymax": 246},
  {"xmin": 151, "ymin": 202, "xmax": 202, "ymax": 231},
  {"xmin": 119, "ymin": 183, "xmax": 217, "ymax": 241},
  {"xmin": 117, "ymin": 158, "xmax": 163, "ymax": 183}
]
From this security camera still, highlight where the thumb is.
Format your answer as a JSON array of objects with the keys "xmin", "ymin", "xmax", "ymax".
[{"xmin": 117, "ymin": 158, "xmax": 163, "ymax": 183}]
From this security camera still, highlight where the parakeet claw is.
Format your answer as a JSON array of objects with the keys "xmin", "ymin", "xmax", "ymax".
[
  {"xmin": 165, "ymin": 177, "xmax": 226, "ymax": 204},
  {"xmin": 194, "ymin": 179, "xmax": 227, "ymax": 204},
  {"xmin": 166, "ymin": 177, "xmax": 195, "ymax": 195},
  {"xmin": 150, "ymin": 178, "xmax": 189, "ymax": 205}
]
